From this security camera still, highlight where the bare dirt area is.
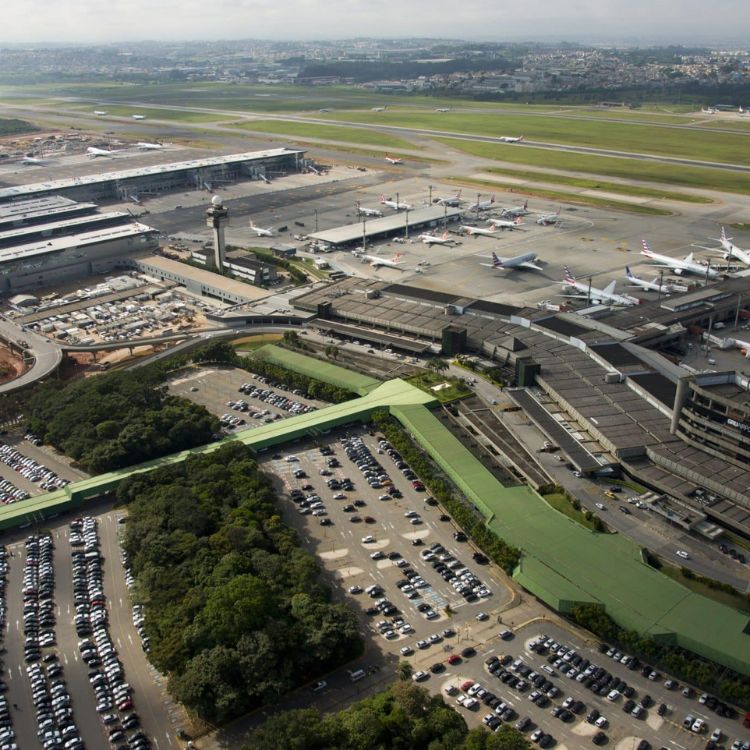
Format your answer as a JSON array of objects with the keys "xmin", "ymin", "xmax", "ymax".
[{"xmin": 0, "ymin": 344, "xmax": 26, "ymax": 385}]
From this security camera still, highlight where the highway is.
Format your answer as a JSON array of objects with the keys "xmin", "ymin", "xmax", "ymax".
[{"xmin": 0, "ymin": 317, "xmax": 61, "ymax": 394}]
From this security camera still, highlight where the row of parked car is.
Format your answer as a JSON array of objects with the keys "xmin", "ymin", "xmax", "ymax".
[
  {"xmin": 238, "ymin": 382, "xmax": 317, "ymax": 415},
  {"xmin": 0, "ymin": 547, "xmax": 13, "ymax": 750},
  {"xmin": 119, "ymin": 544, "xmax": 150, "ymax": 655},
  {"xmin": 420, "ymin": 541, "xmax": 492, "ymax": 603},
  {"xmin": 23, "ymin": 533, "xmax": 85, "ymax": 750},
  {"xmin": 70, "ymin": 518, "xmax": 149, "ymax": 750},
  {"xmin": 0, "ymin": 442, "xmax": 69, "ymax": 495}
]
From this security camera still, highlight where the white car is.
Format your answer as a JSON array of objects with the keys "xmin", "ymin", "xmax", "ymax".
[
  {"xmin": 595, "ymin": 716, "xmax": 608, "ymax": 728},
  {"xmin": 400, "ymin": 646, "xmax": 414, "ymax": 656},
  {"xmin": 412, "ymin": 670, "xmax": 429, "ymax": 682},
  {"xmin": 361, "ymin": 536, "xmax": 375, "ymax": 543},
  {"xmin": 675, "ymin": 549, "xmax": 690, "ymax": 559},
  {"xmin": 607, "ymin": 689, "xmax": 620, "ymax": 702},
  {"xmin": 476, "ymin": 612, "xmax": 489, "ymax": 621}
]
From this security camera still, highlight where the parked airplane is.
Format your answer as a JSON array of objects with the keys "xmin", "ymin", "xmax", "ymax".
[
  {"xmin": 86, "ymin": 147, "xmax": 119, "ymax": 158},
  {"xmin": 730, "ymin": 338, "xmax": 750, "ymax": 357},
  {"xmin": 131, "ymin": 114, "xmax": 146, "ymax": 120},
  {"xmin": 136, "ymin": 142, "xmax": 165, "ymax": 150},
  {"xmin": 502, "ymin": 200, "xmax": 530, "ymax": 218},
  {"xmin": 385, "ymin": 155, "xmax": 403, "ymax": 165},
  {"xmin": 371, "ymin": 106, "xmax": 387, "ymax": 112},
  {"xmin": 21, "ymin": 155, "xmax": 49, "ymax": 166},
  {"xmin": 459, "ymin": 223, "xmax": 497, "ymax": 237},
  {"xmin": 93, "ymin": 110, "xmax": 107, "ymax": 116},
  {"xmin": 435, "ymin": 107, "xmax": 451, "ymax": 113},
  {"xmin": 701, "ymin": 107, "xmax": 717, "ymax": 114},
  {"xmin": 356, "ymin": 252, "xmax": 404, "ymax": 268},
  {"xmin": 481, "ymin": 251, "xmax": 543, "ymax": 272},
  {"xmin": 435, "ymin": 190, "xmax": 463, "ymax": 207},
  {"xmin": 499, "ymin": 135, "xmax": 524, "ymax": 143},
  {"xmin": 380, "ymin": 194, "xmax": 412, "ymax": 211},
  {"xmin": 704, "ymin": 227, "xmax": 750, "ymax": 266},
  {"xmin": 418, "ymin": 231, "xmax": 454, "ymax": 246},
  {"xmin": 640, "ymin": 240, "xmax": 720, "ymax": 278},
  {"xmin": 319, "ymin": 108, "xmax": 332, "ymax": 113},
  {"xmin": 562, "ymin": 266, "xmax": 639, "ymax": 306},
  {"xmin": 467, "ymin": 194, "xmax": 495, "ymax": 211},
  {"xmin": 536, "ymin": 208, "xmax": 561, "ymax": 226},
  {"xmin": 356, "ymin": 202, "xmax": 383, "ymax": 218},
  {"xmin": 625, "ymin": 266, "xmax": 678, "ymax": 294},
  {"xmin": 488, "ymin": 217, "xmax": 526, "ymax": 231},
  {"xmin": 249, "ymin": 220, "xmax": 274, "ymax": 237}
]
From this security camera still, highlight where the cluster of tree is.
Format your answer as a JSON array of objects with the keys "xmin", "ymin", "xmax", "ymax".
[
  {"xmin": 243, "ymin": 681, "xmax": 528, "ymax": 750},
  {"xmin": 118, "ymin": 443, "xmax": 363, "ymax": 723},
  {"xmin": 372, "ymin": 411, "xmax": 521, "ymax": 574},
  {"xmin": 570, "ymin": 604, "xmax": 750, "ymax": 708},
  {"xmin": 25, "ymin": 368, "xmax": 218, "ymax": 473},
  {"xmin": 0, "ymin": 117, "xmax": 36, "ymax": 136},
  {"xmin": 679, "ymin": 566, "xmax": 750, "ymax": 605}
]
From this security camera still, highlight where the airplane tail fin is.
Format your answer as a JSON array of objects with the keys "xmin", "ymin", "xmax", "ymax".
[
  {"xmin": 519, "ymin": 136, "xmax": 524, "ymax": 142},
  {"xmin": 523, "ymin": 200, "xmax": 528, "ymax": 209},
  {"xmin": 514, "ymin": 217, "xmax": 523, "ymax": 225},
  {"xmin": 721, "ymin": 226, "xmax": 733, "ymax": 243},
  {"xmin": 491, "ymin": 252, "xmax": 502, "ymax": 267},
  {"xmin": 684, "ymin": 252, "xmax": 694, "ymax": 263},
  {"xmin": 490, "ymin": 195, "xmax": 495, "ymax": 204},
  {"xmin": 603, "ymin": 280, "xmax": 617, "ymax": 295},
  {"xmin": 641, "ymin": 239, "xmax": 653, "ymax": 256},
  {"xmin": 563, "ymin": 266, "xmax": 576, "ymax": 283},
  {"xmin": 441, "ymin": 231, "xmax": 449, "ymax": 240},
  {"xmin": 625, "ymin": 266, "xmax": 633, "ymax": 278}
]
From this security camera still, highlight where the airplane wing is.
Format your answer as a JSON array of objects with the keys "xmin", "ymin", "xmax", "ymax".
[
  {"xmin": 519, "ymin": 261, "xmax": 544, "ymax": 271},
  {"xmin": 603, "ymin": 281, "xmax": 617, "ymax": 295}
]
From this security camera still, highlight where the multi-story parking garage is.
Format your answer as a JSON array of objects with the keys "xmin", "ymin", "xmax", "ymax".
[{"xmin": 0, "ymin": 149, "xmax": 307, "ymax": 204}]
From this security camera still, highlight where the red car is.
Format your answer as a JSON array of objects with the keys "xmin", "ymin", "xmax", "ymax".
[
  {"xmin": 364, "ymin": 516, "xmax": 376, "ymax": 524},
  {"xmin": 448, "ymin": 655, "xmax": 462, "ymax": 665}
]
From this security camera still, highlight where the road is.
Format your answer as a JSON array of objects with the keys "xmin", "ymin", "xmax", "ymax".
[{"xmin": 0, "ymin": 317, "xmax": 62, "ymax": 394}]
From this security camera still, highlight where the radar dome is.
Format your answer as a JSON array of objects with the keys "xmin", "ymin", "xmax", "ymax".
[{"xmin": 211, "ymin": 195, "xmax": 223, "ymax": 207}]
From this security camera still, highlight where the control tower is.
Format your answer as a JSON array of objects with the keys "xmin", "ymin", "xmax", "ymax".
[{"xmin": 205, "ymin": 195, "xmax": 229, "ymax": 272}]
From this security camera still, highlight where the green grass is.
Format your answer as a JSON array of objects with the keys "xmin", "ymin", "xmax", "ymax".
[
  {"xmin": 542, "ymin": 492, "xmax": 602, "ymax": 532},
  {"xmin": 233, "ymin": 119, "xmax": 419, "ymax": 150},
  {"xmin": 62, "ymin": 103, "xmax": 228, "ymax": 122},
  {"xmin": 437, "ymin": 137, "xmax": 750, "ymax": 197},
  {"xmin": 445, "ymin": 176, "xmax": 672, "ymax": 216},
  {"xmin": 406, "ymin": 372, "xmax": 471, "ymax": 403},
  {"xmin": 482, "ymin": 166, "xmax": 711, "ymax": 203},
  {"xmin": 232, "ymin": 333, "xmax": 284, "ymax": 350},
  {"xmin": 660, "ymin": 564, "xmax": 750, "ymax": 614},
  {"xmin": 325, "ymin": 109, "xmax": 750, "ymax": 166},
  {"xmin": 0, "ymin": 117, "xmax": 36, "ymax": 135}
]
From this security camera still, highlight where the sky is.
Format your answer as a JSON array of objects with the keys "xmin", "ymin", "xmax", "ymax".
[{"xmin": 2, "ymin": 0, "xmax": 747, "ymax": 45}]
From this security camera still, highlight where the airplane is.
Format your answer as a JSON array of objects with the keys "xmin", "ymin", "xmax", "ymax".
[
  {"xmin": 435, "ymin": 107, "xmax": 451, "ymax": 113},
  {"xmin": 380, "ymin": 194, "xmax": 412, "ymax": 211},
  {"xmin": 481, "ymin": 250, "xmax": 543, "ymax": 272},
  {"xmin": 562, "ymin": 266, "xmax": 639, "ymax": 306},
  {"xmin": 502, "ymin": 200, "xmax": 530, "ymax": 218},
  {"xmin": 418, "ymin": 230, "xmax": 454, "ymax": 246},
  {"xmin": 21, "ymin": 155, "xmax": 49, "ymax": 166},
  {"xmin": 356, "ymin": 202, "xmax": 383, "ymax": 218},
  {"xmin": 499, "ymin": 135, "xmax": 524, "ymax": 143},
  {"xmin": 640, "ymin": 240, "xmax": 720, "ymax": 278},
  {"xmin": 459, "ymin": 223, "xmax": 497, "ymax": 237},
  {"xmin": 136, "ymin": 142, "xmax": 165, "ymax": 150},
  {"xmin": 435, "ymin": 190, "xmax": 463, "ymax": 207},
  {"xmin": 319, "ymin": 108, "xmax": 332, "ymax": 113},
  {"xmin": 730, "ymin": 337, "xmax": 750, "ymax": 357},
  {"xmin": 537, "ymin": 208, "xmax": 562, "ymax": 226},
  {"xmin": 356, "ymin": 252, "xmax": 404, "ymax": 268},
  {"xmin": 86, "ymin": 146, "xmax": 120, "ymax": 158},
  {"xmin": 249, "ymin": 220, "xmax": 274, "ymax": 237},
  {"xmin": 625, "ymin": 266, "xmax": 678, "ymax": 294},
  {"xmin": 385, "ymin": 155, "xmax": 403, "ymax": 165},
  {"xmin": 131, "ymin": 114, "xmax": 146, "ymax": 120},
  {"xmin": 701, "ymin": 107, "xmax": 717, "ymax": 114},
  {"xmin": 371, "ymin": 106, "xmax": 387, "ymax": 112},
  {"xmin": 488, "ymin": 217, "xmax": 526, "ymax": 231},
  {"xmin": 703, "ymin": 227, "xmax": 750, "ymax": 267},
  {"xmin": 93, "ymin": 110, "xmax": 108, "ymax": 116},
  {"xmin": 467, "ymin": 194, "xmax": 495, "ymax": 211}
]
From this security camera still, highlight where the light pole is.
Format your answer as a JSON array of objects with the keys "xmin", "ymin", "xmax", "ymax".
[
  {"xmin": 362, "ymin": 218, "xmax": 367, "ymax": 252},
  {"xmin": 475, "ymin": 193, "xmax": 481, "ymax": 222},
  {"xmin": 657, "ymin": 269, "xmax": 664, "ymax": 302},
  {"xmin": 429, "ymin": 184, "xmax": 433, "ymax": 205},
  {"xmin": 405, "ymin": 208, "xmax": 410, "ymax": 240},
  {"xmin": 314, "ymin": 209, "xmax": 318, "ymax": 232}
]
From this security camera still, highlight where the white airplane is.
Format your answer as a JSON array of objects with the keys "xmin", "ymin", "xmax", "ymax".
[
  {"xmin": 86, "ymin": 146, "xmax": 120, "ymax": 158},
  {"xmin": 488, "ymin": 217, "xmax": 526, "ymax": 231},
  {"xmin": 131, "ymin": 114, "xmax": 146, "ymax": 120},
  {"xmin": 502, "ymin": 200, "xmax": 530, "ymax": 218},
  {"xmin": 499, "ymin": 135, "xmax": 524, "ymax": 143},
  {"xmin": 640, "ymin": 240, "xmax": 720, "ymax": 279},
  {"xmin": 460, "ymin": 223, "xmax": 497, "ymax": 237},
  {"xmin": 730, "ymin": 337, "xmax": 750, "ymax": 357},
  {"xmin": 435, "ymin": 190, "xmax": 463, "ymax": 207},
  {"xmin": 357, "ymin": 252, "xmax": 404, "ymax": 268},
  {"xmin": 562, "ymin": 266, "xmax": 639, "ymax": 306},
  {"xmin": 21, "ymin": 155, "xmax": 48, "ymax": 166},
  {"xmin": 537, "ymin": 208, "xmax": 561, "ymax": 226},
  {"xmin": 93, "ymin": 110, "xmax": 108, "ymax": 116},
  {"xmin": 385, "ymin": 155, "xmax": 403, "ymax": 165},
  {"xmin": 418, "ymin": 230, "xmax": 454, "ymax": 246},
  {"xmin": 704, "ymin": 227, "xmax": 750, "ymax": 266},
  {"xmin": 319, "ymin": 108, "xmax": 332, "ymax": 113},
  {"xmin": 380, "ymin": 194, "xmax": 412, "ymax": 211},
  {"xmin": 625, "ymin": 266, "xmax": 678, "ymax": 294},
  {"xmin": 701, "ymin": 107, "xmax": 717, "ymax": 114},
  {"xmin": 136, "ymin": 142, "xmax": 165, "ymax": 150},
  {"xmin": 467, "ymin": 194, "xmax": 495, "ymax": 211},
  {"xmin": 371, "ymin": 106, "xmax": 387, "ymax": 112},
  {"xmin": 435, "ymin": 107, "xmax": 451, "ymax": 113},
  {"xmin": 249, "ymin": 220, "xmax": 274, "ymax": 237},
  {"xmin": 356, "ymin": 202, "xmax": 383, "ymax": 218},
  {"xmin": 481, "ymin": 250, "xmax": 543, "ymax": 272}
]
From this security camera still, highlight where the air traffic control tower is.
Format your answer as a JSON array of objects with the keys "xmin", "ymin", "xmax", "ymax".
[{"xmin": 206, "ymin": 195, "xmax": 229, "ymax": 272}]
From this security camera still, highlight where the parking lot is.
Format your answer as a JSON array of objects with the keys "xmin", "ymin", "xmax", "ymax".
[{"xmin": 1, "ymin": 507, "xmax": 182, "ymax": 750}]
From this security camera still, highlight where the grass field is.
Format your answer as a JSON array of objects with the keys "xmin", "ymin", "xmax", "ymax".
[
  {"xmin": 0, "ymin": 117, "xmax": 36, "ymax": 135},
  {"xmin": 660, "ymin": 564, "xmax": 750, "ymax": 614},
  {"xmin": 445, "ymin": 176, "xmax": 673, "ymax": 216},
  {"xmin": 480, "ymin": 166, "xmax": 711, "ymax": 203},
  {"xmin": 323, "ymin": 109, "xmax": 750, "ymax": 166},
  {"xmin": 63, "ymin": 104, "xmax": 227, "ymax": 123},
  {"xmin": 406, "ymin": 372, "xmax": 471, "ymax": 403},
  {"xmin": 232, "ymin": 333, "xmax": 283, "ymax": 350},
  {"xmin": 437, "ymin": 137, "xmax": 750, "ymax": 196},
  {"xmin": 233, "ymin": 119, "xmax": 419, "ymax": 150},
  {"xmin": 542, "ymin": 492, "xmax": 602, "ymax": 532}
]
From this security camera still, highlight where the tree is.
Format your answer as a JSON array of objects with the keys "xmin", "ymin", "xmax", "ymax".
[
  {"xmin": 428, "ymin": 356, "xmax": 449, "ymax": 374},
  {"xmin": 397, "ymin": 660, "xmax": 413, "ymax": 681}
]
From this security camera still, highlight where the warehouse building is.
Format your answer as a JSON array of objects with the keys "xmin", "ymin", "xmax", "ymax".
[{"xmin": 0, "ymin": 149, "xmax": 307, "ymax": 204}]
